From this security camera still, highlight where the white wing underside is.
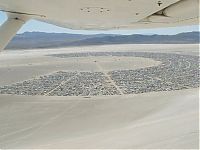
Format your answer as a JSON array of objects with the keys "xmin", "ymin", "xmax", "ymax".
[
  {"xmin": 0, "ymin": 0, "xmax": 199, "ymax": 30},
  {"xmin": 0, "ymin": 0, "xmax": 199, "ymax": 50}
]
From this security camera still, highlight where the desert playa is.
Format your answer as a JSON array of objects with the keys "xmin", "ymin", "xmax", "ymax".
[{"xmin": 0, "ymin": 44, "xmax": 199, "ymax": 149}]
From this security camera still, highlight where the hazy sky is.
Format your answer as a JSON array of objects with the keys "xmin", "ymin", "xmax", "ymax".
[{"xmin": 0, "ymin": 11, "xmax": 199, "ymax": 35}]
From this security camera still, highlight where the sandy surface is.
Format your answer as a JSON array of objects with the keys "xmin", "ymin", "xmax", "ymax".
[{"xmin": 0, "ymin": 44, "xmax": 199, "ymax": 149}]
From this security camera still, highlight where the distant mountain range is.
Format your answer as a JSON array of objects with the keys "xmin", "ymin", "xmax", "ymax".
[{"xmin": 6, "ymin": 31, "xmax": 200, "ymax": 50}]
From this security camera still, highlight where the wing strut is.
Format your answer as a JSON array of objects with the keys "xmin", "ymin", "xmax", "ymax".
[{"xmin": 0, "ymin": 16, "xmax": 26, "ymax": 51}]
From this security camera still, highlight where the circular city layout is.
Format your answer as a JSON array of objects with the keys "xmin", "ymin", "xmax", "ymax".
[{"xmin": 0, "ymin": 52, "xmax": 199, "ymax": 96}]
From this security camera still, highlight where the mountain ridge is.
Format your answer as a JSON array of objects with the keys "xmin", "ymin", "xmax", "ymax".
[{"xmin": 6, "ymin": 31, "xmax": 200, "ymax": 50}]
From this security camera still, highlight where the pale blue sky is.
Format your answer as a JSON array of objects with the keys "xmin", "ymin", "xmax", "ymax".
[{"xmin": 0, "ymin": 11, "xmax": 199, "ymax": 35}]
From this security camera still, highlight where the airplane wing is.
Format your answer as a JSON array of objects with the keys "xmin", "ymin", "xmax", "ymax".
[{"xmin": 0, "ymin": 0, "xmax": 199, "ymax": 50}]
